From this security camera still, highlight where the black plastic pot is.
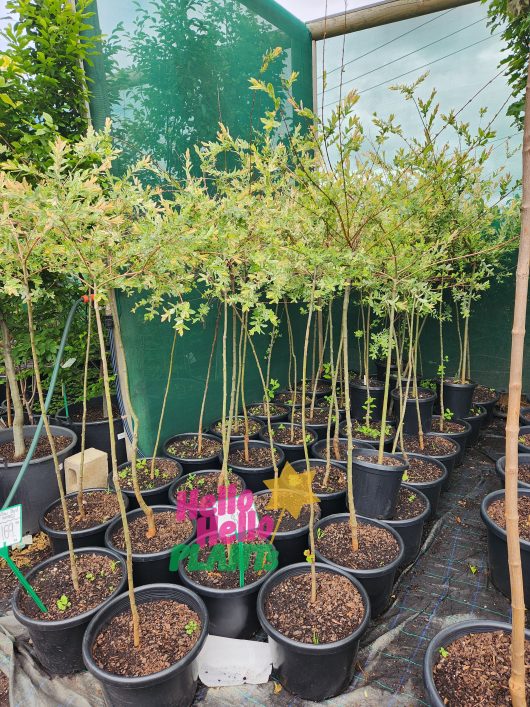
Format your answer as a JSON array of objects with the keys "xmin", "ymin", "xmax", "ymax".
[
  {"xmin": 314, "ymin": 513, "xmax": 404, "ymax": 618},
  {"xmin": 461, "ymin": 406, "xmax": 487, "ymax": 446},
  {"xmin": 349, "ymin": 448, "xmax": 407, "ymax": 520},
  {"xmin": 40, "ymin": 488, "xmax": 129, "ymax": 554},
  {"xmin": 245, "ymin": 402, "xmax": 289, "ymax": 424},
  {"xmin": 112, "ymin": 457, "xmax": 183, "ymax": 509},
  {"xmin": 391, "ymin": 387, "xmax": 436, "ymax": 436},
  {"xmin": 441, "ymin": 380, "xmax": 477, "ymax": 419},
  {"xmin": 338, "ymin": 420, "xmax": 396, "ymax": 452},
  {"xmin": 375, "ymin": 359, "xmax": 400, "ymax": 382},
  {"xmin": 83, "ymin": 583, "xmax": 208, "ymax": 706},
  {"xmin": 257, "ymin": 563, "xmax": 370, "ymax": 702},
  {"xmin": 520, "ymin": 407, "xmax": 530, "ymax": 427},
  {"xmin": 495, "ymin": 454, "xmax": 530, "ymax": 490},
  {"xmin": 402, "ymin": 454, "xmax": 448, "ymax": 518},
  {"xmin": 474, "ymin": 390, "xmax": 500, "ymax": 426},
  {"xmin": 481, "ymin": 488, "xmax": 530, "ymax": 605},
  {"xmin": 105, "ymin": 505, "xmax": 195, "ymax": 586},
  {"xmin": 311, "ymin": 437, "xmax": 371, "ymax": 467},
  {"xmin": 518, "ymin": 425, "xmax": 530, "ymax": 453},
  {"xmin": 163, "ymin": 432, "xmax": 222, "ymax": 473},
  {"xmin": 208, "ymin": 416, "xmax": 264, "ymax": 442},
  {"xmin": 431, "ymin": 417, "xmax": 471, "ymax": 467},
  {"xmin": 290, "ymin": 458, "xmax": 347, "ymax": 517},
  {"xmin": 273, "ymin": 389, "xmax": 312, "ymax": 411},
  {"xmin": 167, "ymin": 469, "xmax": 246, "ymax": 518},
  {"xmin": 350, "ymin": 379, "xmax": 385, "ymax": 422},
  {"xmin": 288, "ymin": 409, "xmax": 336, "ymax": 441},
  {"xmin": 55, "ymin": 396, "xmax": 126, "ymax": 470},
  {"xmin": 218, "ymin": 440, "xmax": 285, "ymax": 493},
  {"xmin": 423, "ymin": 620, "xmax": 530, "ymax": 707},
  {"xmin": 0, "ymin": 424, "xmax": 77, "ymax": 534},
  {"xmin": 258, "ymin": 423, "xmax": 318, "ymax": 464},
  {"xmin": 178, "ymin": 547, "xmax": 275, "ymax": 638},
  {"xmin": 419, "ymin": 434, "xmax": 461, "ymax": 489},
  {"xmin": 295, "ymin": 378, "xmax": 333, "ymax": 399},
  {"xmin": 383, "ymin": 485, "xmax": 430, "ymax": 566},
  {"xmin": 12, "ymin": 547, "xmax": 126, "ymax": 676}
]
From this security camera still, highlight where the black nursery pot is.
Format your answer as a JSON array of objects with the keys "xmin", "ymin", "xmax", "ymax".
[
  {"xmin": 40, "ymin": 489, "xmax": 129, "ymax": 554},
  {"xmin": 178, "ymin": 548, "xmax": 275, "ymax": 639},
  {"xmin": 461, "ymin": 406, "xmax": 487, "ymax": 446},
  {"xmin": 290, "ymin": 458, "xmax": 347, "ymax": 517},
  {"xmin": 258, "ymin": 423, "xmax": 318, "ymax": 463},
  {"xmin": 402, "ymin": 454, "xmax": 448, "ymax": 518},
  {"xmin": 113, "ymin": 457, "xmax": 183, "ymax": 509},
  {"xmin": 314, "ymin": 513, "xmax": 404, "ymax": 618},
  {"xmin": 163, "ymin": 432, "xmax": 222, "ymax": 474},
  {"xmin": 105, "ymin": 506, "xmax": 195, "ymax": 586},
  {"xmin": 218, "ymin": 440, "xmax": 285, "ymax": 493},
  {"xmin": 391, "ymin": 387, "xmax": 436, "ymax": 436},
  {"xmin": 518, "ymin": 425, "xmax": 530, "ymax": 453},
  {"xmin": 441, "ymin": 380, "xmax": 477, "ymax": 419},
  {"xmin": 383, "ymin": 485, "xmax": 430, "ymax": 566},
  {"xmin": 245, "ymin": 402, "xmax": 289, "ymax": 424},
  {"xmin": 475, "ymin": 390, "xmax": 500, "ymax": 426},
  {"xmin": 350, "ymin": 379, "xmax": 386, "ymax": 422},
  {"xmin": 423, "ymin": 620, "xmax": 530, "ymax": 707},
  {"xmin": 375, "ymin": 359, "xmax": 399, "ymax": 382},
  {"xmin": 350, "ymin": 448, "xmax": 407, "ymax": 520},
  {"xmin": 208, "ymin": 416, "xmax": 264, "ymax": 442},
  {"xmin": 311, "ymin": 437, "xmax": 371, "ymax": 467},
  {"xmin": 82, "ymin": 583, "xmax": 208, "ymax": 707},
  {"xmin": 481, "ymin": 489, "xmax": 530, "ymax": 606},
  {"xmin": 257, "ymin": 563, "xmax": 371, "ymax": 702},
  {"xmin": 495, "ymin": 454, "xmax": 530, "ymax": 490},
  {"xmin": 55, "ymin": 395, "xmax": 126, "ymax": 470},
  {"xmin": 420, "ymin": 433, "xmax": 461, "ymax": 488},
  {"xmin": 12, "ymin": 547, "xmax": 126, "ymax": 676},
  {"xmin": 431, "ymin": 417, "xmax": 471, "ymax": 467},
  {"xmin": 288, "ymin": 409, "xmax": 336, "ymax": 441}
]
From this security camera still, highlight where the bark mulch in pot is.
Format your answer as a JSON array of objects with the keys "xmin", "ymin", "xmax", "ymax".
[
  {"xmin": 433, "ymin": 630, "xmax": 530, "ymax": 706},
  {"xmin": 517, "ymin": 463, "xmax": 530, "ymax": 484},
  {"xmin": 322, "ymin": 440, "xmax": 367, "ymax": 463},
  {"xmin": 117, "ymin": 458, "xmax": 180, "ymax": 491},
  {"xmin": 403, "ymin": 457, "xmax": 444, "ymax": 483},
  {"xmin": 166, "ymin": 436, "xmax": 222, "ymax": 459},
  {"xmin": 350, "ymin": 376, "xmax": 381, "ymax": 387},
  {"xmin": 0, "ymin": 532, "xmax": 52, "ymax": 610},
  {"xmin": 44, "ymin": 491, "xmax": 120, "ymax": 531},
  {"xmin": 18, "ymin": 553, "xmax": 123, "ymax": 621},
  {"xmin": 184, "ymin": 541, "xmax": 273, "ymax": 589},
  {"xmin": 349, "ymin": 421, "xmax": 393, "ymax": 442},
  {"xmin": 110, "ymin": 512, "xmax": 193, "ymax": 553},
  {"xmin": 91, "ymin": 599, "xmax": 201, "ymax": 677},
  {"xmin": 254, "ymin": 492, "xmax": 319, "ymax": 531},
  {"xmin": 392, "ymin": 487, "xmax": 427, "ymax": 520},
  {"xmin": 315, "ymin": 521, "xmax": 400, "ymax": 570},
  {"xmin": 398, "ymin": 389, "xmax": 433, "ymax": 400},
  {"xmin": 354, "ymin": 453, "xmax": 403, "ymax": 467},
  {"xmin": 0, "ymin": 434, "xmax": 71, "ymax": 463},
  {"xmin": 291, "ymin": 408, "xmax": 330, "ymax": 425},
  {"xmin": 472, "ymin": 385, "xmax": 498, "ymax": 404},
  {"xmin": 432, "ymin": 418, "xmax": 467, "ymax": 433},
  {"xmin": 69, "ymin": 403, "xmax": 121, "ymax": 423},
  {"xmin": 226, "ymin": 446, "xmax": 280, "ymax": 469},
  {"xmin": 264, "ymin": 571, "xmax": 365, "ymax": 644},
  {"xmin": 401, "ymin": 435, "xmax": 457, "ymax": 456},
  {"xmin": 296, "ymin": 462, "xmax": 347, "ymax": 494},
  {"xmin": 174, "ymin": 471, "xmax": 244, "ymax": 502},
  {"xmin": 487, "ymin": 496, "xmax": 530, "ymax": 541},
  {"xmin": 274, "ymin": 391, "xmax": 312, "ymax": 407},
  {"xmin": 262, "ymin": 426, "xmax": 312, "ymax": 446},
  {"xmin": 212, "ymin": 417, "xmax": 263, "ymax": 437},
  {"xmin": 246, "ymin": 403, "xmax": 286, "ymax": 417}
]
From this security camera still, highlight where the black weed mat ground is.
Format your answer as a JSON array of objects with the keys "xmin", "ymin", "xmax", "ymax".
[{"xmin": 195, "ymin": 418, "xmax": 513, "ymax": 706}]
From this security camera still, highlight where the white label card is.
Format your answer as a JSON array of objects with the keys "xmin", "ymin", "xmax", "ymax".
[{"xmin": 0, "ymin": 505, "xmax": 22, "ymax": 548}]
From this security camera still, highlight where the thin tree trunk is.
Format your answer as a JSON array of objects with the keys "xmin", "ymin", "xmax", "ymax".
[
  {"xmin": 197, "ymin": 307, "xmax": 220, "ymax": 454},
  {"xmin": 0, "ymin": 312, "xmax": 25, "ymax": 458},
  {"xmin": 151, "ymin": 327, "xmax": 177, "ymax": 479},
  {"xmin": 505, "ymin": 57, "xmax": 530, "ymax": 707},
  {"xmin": 77, "ymin": 301, "xmax": 92, "ymax": 519},
  {"xmin": 378, "ymin": 294, "xmax": 396, "ymax": 464}
]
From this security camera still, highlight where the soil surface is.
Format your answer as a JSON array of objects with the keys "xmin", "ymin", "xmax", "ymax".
[
  {"xmin": 246, "ymin": 403, "xmax": 287, "ymax": 418},
  {"xmin": 396, "ymin": 388, "xmax": 433, "ymax": 400},
  {"xmin": 495, "ymin": 391, "xmax": 527, "ymax": 414},
  {"xmin": 316, "ymin": 520, "xmax": 400, "ymax": 570},
  {"xmin": 404, "ymin": 456, "xmax": 443, "ymax": 483},
  {"xmin": 184, "ymin": 540, "xmax": 274, "ymax": 588},
  {"xmin": 274, "ymin": 391, "xmax": 313, "ymax": 407},
  {"xmin": 18, "ymin": 552, "xmax": 123, "ymax": 621},
  {"xmin": 350, "ymin": 376, "xmax": 383, "ymax": 388},
  {"xmin": 0, "ymin": 533, "xmax": 53, "ymax": 611},
  {"xmin": 68, "ymin": 402, "xmax": 120, "ymax": 423},
  {"xmin": 110, "ymin": 511, "xmax": 193, "ymax": 554},
  {"xmin": 432, "ymin": 417, "xmax": 467, "ymax": 433},
  {"xmin": 227, "ymin": 445, "xmax": 280, "ymax": 469},
  {"xmin": 254, "ymin": 492, "xmax": 319, "ymax": 532},
  {"xmin": 401, "ymin": 434, "xmax": 458, "ymax": 456},
  {"xmin": 264, "ymin": 571, "xmax": 365, "ymax": 644},
  {"xmin": 0, "ymin": 672, "xmax": 7, "ymax": 707},
  {"xmin": 212, "ymin": 417, "xmax": 263, "ymax": 437},
  {"xmin": 44, "ymin": 490, "xmax": 121, "ymax": 531},
  {"xmin": 519, "ymin": 433, "xmax": 530, "ymax": 448},
  {"xmin": 487, "ymin": 496, "xmax": 530, "ymax": 541},
  {"xmin": 472, "ymin": 384, "xmax": 497, "ymax": 403},
  {"xmin": 392, "ymin": 487, "xmax": 427, "ymax": 520},
  {"xmin": 433, "ymin": 629, "xmax": 530, "ymax": 706},
  {"xmin": 166, "ymin": 435, "xmax": 222, "ymax": 460},
  {"xmin": 516, "ymin": 463, "xmax": 530, "ymax": 484},
  {"xmin": 355, "ymin": 453, "xmax": 404, "ymax": 467},
  {"xmin": 345, "ymin": 420, "xmax": 394, "ymax": 442},
  {"xmin": 295, "ymin": 380, "xmax": 331, "ymax": 394},
  {"xmin": 117, "ymin": 458, "xmax": 180, "ymax": 491},
  {"xmin": 291, "ymin": 408, "xmax": 331, "ymax": 425},
  {"xmin": 172, "ymin": 471, "xmax": 244, "ymax": 504},
  {"xmin": 316, "ymin": 439, "xmax": 366, "ymax": 462},
  {"xmin": 295, "ymin": 461, "xmax": 347, "ymax": 493},
  {"xmin": 0, "ymin": 434, "xmax": 71, "ymax": 464},
  {"xmin": 92, "ymin": 599, "xmax": 201, "ymax": 677},
  {"xmin": 261, "ymin": 424, "xmax": 315, "ymax": 446}
]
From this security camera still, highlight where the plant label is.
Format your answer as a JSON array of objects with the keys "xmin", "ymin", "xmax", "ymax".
[{"xmin": 0, "ymin": 504, "xmax": 22, "ymax": 548}]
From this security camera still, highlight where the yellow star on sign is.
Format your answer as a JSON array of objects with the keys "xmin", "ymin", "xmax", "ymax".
[{"xmin": 263, "ymin": 462, "xmax": 320, "ymax": 519}]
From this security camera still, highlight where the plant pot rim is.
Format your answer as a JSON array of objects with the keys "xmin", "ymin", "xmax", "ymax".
[
  {"xmin": 208, "ymin": 415, "xmax": 264, "ymax": 439},
  {"xmin": 0, "ymin": 424, "xmax": 77, "ymax": 469},
  {"xmin": 423, "ymin": 619, "xmax": 530, "ymax": 707},
  {"xmin": 12, "ymin": 546, "xmax": 127, "ymax": 629},
  {"xmin": 400, "ymin": 453, "xmax": 448, "ymax": 488},
  {"xmin": 289, "ymin": 458, "xmax": 347, "ymax": 499},
  {"xmin": 440, "ymin": 379, "xmax": 477, "ymax": 389},
  {"xmin": 495, "ymin": 454, "xmax": 530, "ymax": 490},
  {"xmin": 114, "ymin": 457, "xmax": 183, "ymax": 498},
  {"xmin": 384, "ymin": 484, "xmax": 431, "ymax": 527},
  {"xmin": 82, "ymin": 583, "xmax": 208, "ymax": 687},
  {"xmin": 246, "ymin": 401, "xmax": 289, "ymax": 416},
  {"xmin": 350, "ymin": 447, "xmax": 408, "ymax": 473},
  {"xmin": 474, "ymin": 391, "xmax": 500, "ymax": 405},
  {"xmin": 257, "ymin": 562, "xmax": 370, "ymax": 655},
  {"xmin": 431, "ymin": 417, "xmax": 472, "ymax": 435},
  {"xmin": 462, "ymin": 405, "xmax": 487, "ymax": 420},
  {"xmin": 39, "ymin": 488, "xmax": 128, "ymax": 539},
  {"xmin": 390, "ymin": 387, "xmax": 437, "ymax": 403},
  {"xmin": 258, "ymin": 423, "xmax": 318, "ymax": 448},
  {"xmin": 177, "ymin": 545, "xmax": 276, "ymax": 596},
  {"xmin": 350, "ymin": 379, "xmax": 385, "ymax": 391},
  {"xmin": 311, "ymin": 437, "xmax": 371, "ymax": 459},
  {"xmin": 167, "ymin": 469, "xmax": 246, "ymax": 508},
  {"xmin": 219, "ymin": 439, "xmax": 286, "ymax": 472},
  {"xmin": 104, "ymin": 505, "xmax": 196, "ymax": 561},
  {"xmin": 422, "ymin": 433, "xmax": 462, "ymax": 459},
  {"xmin": 55, "ymin": 409, "xmax": 121, "ymax": 427},
  {"xmin": 480, "ymin": 488, "xmax": 530, "ymax": 549},
  {"xmin": 288, "ymin": 410, "xmax": 335, "ymax": 429},
  {"xmin": 162, "ymin": 432, "xmax": 222, "ymax": 464},
  {"xmin": 314, "ymin": 513, "xmax": 405, "ymax": 577},
  {"xmin": 253, "ymin": 489, "xmax": 318, "ymax": 538}
]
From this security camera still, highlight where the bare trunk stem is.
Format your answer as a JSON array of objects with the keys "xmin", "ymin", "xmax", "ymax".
[
  {"xmin": 151, "ymin": 326, "xmax": 177, "ymax": 479},
  {"xmin": 0, "ymin": 312, "xmax": 25, "ymax": 458}
]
